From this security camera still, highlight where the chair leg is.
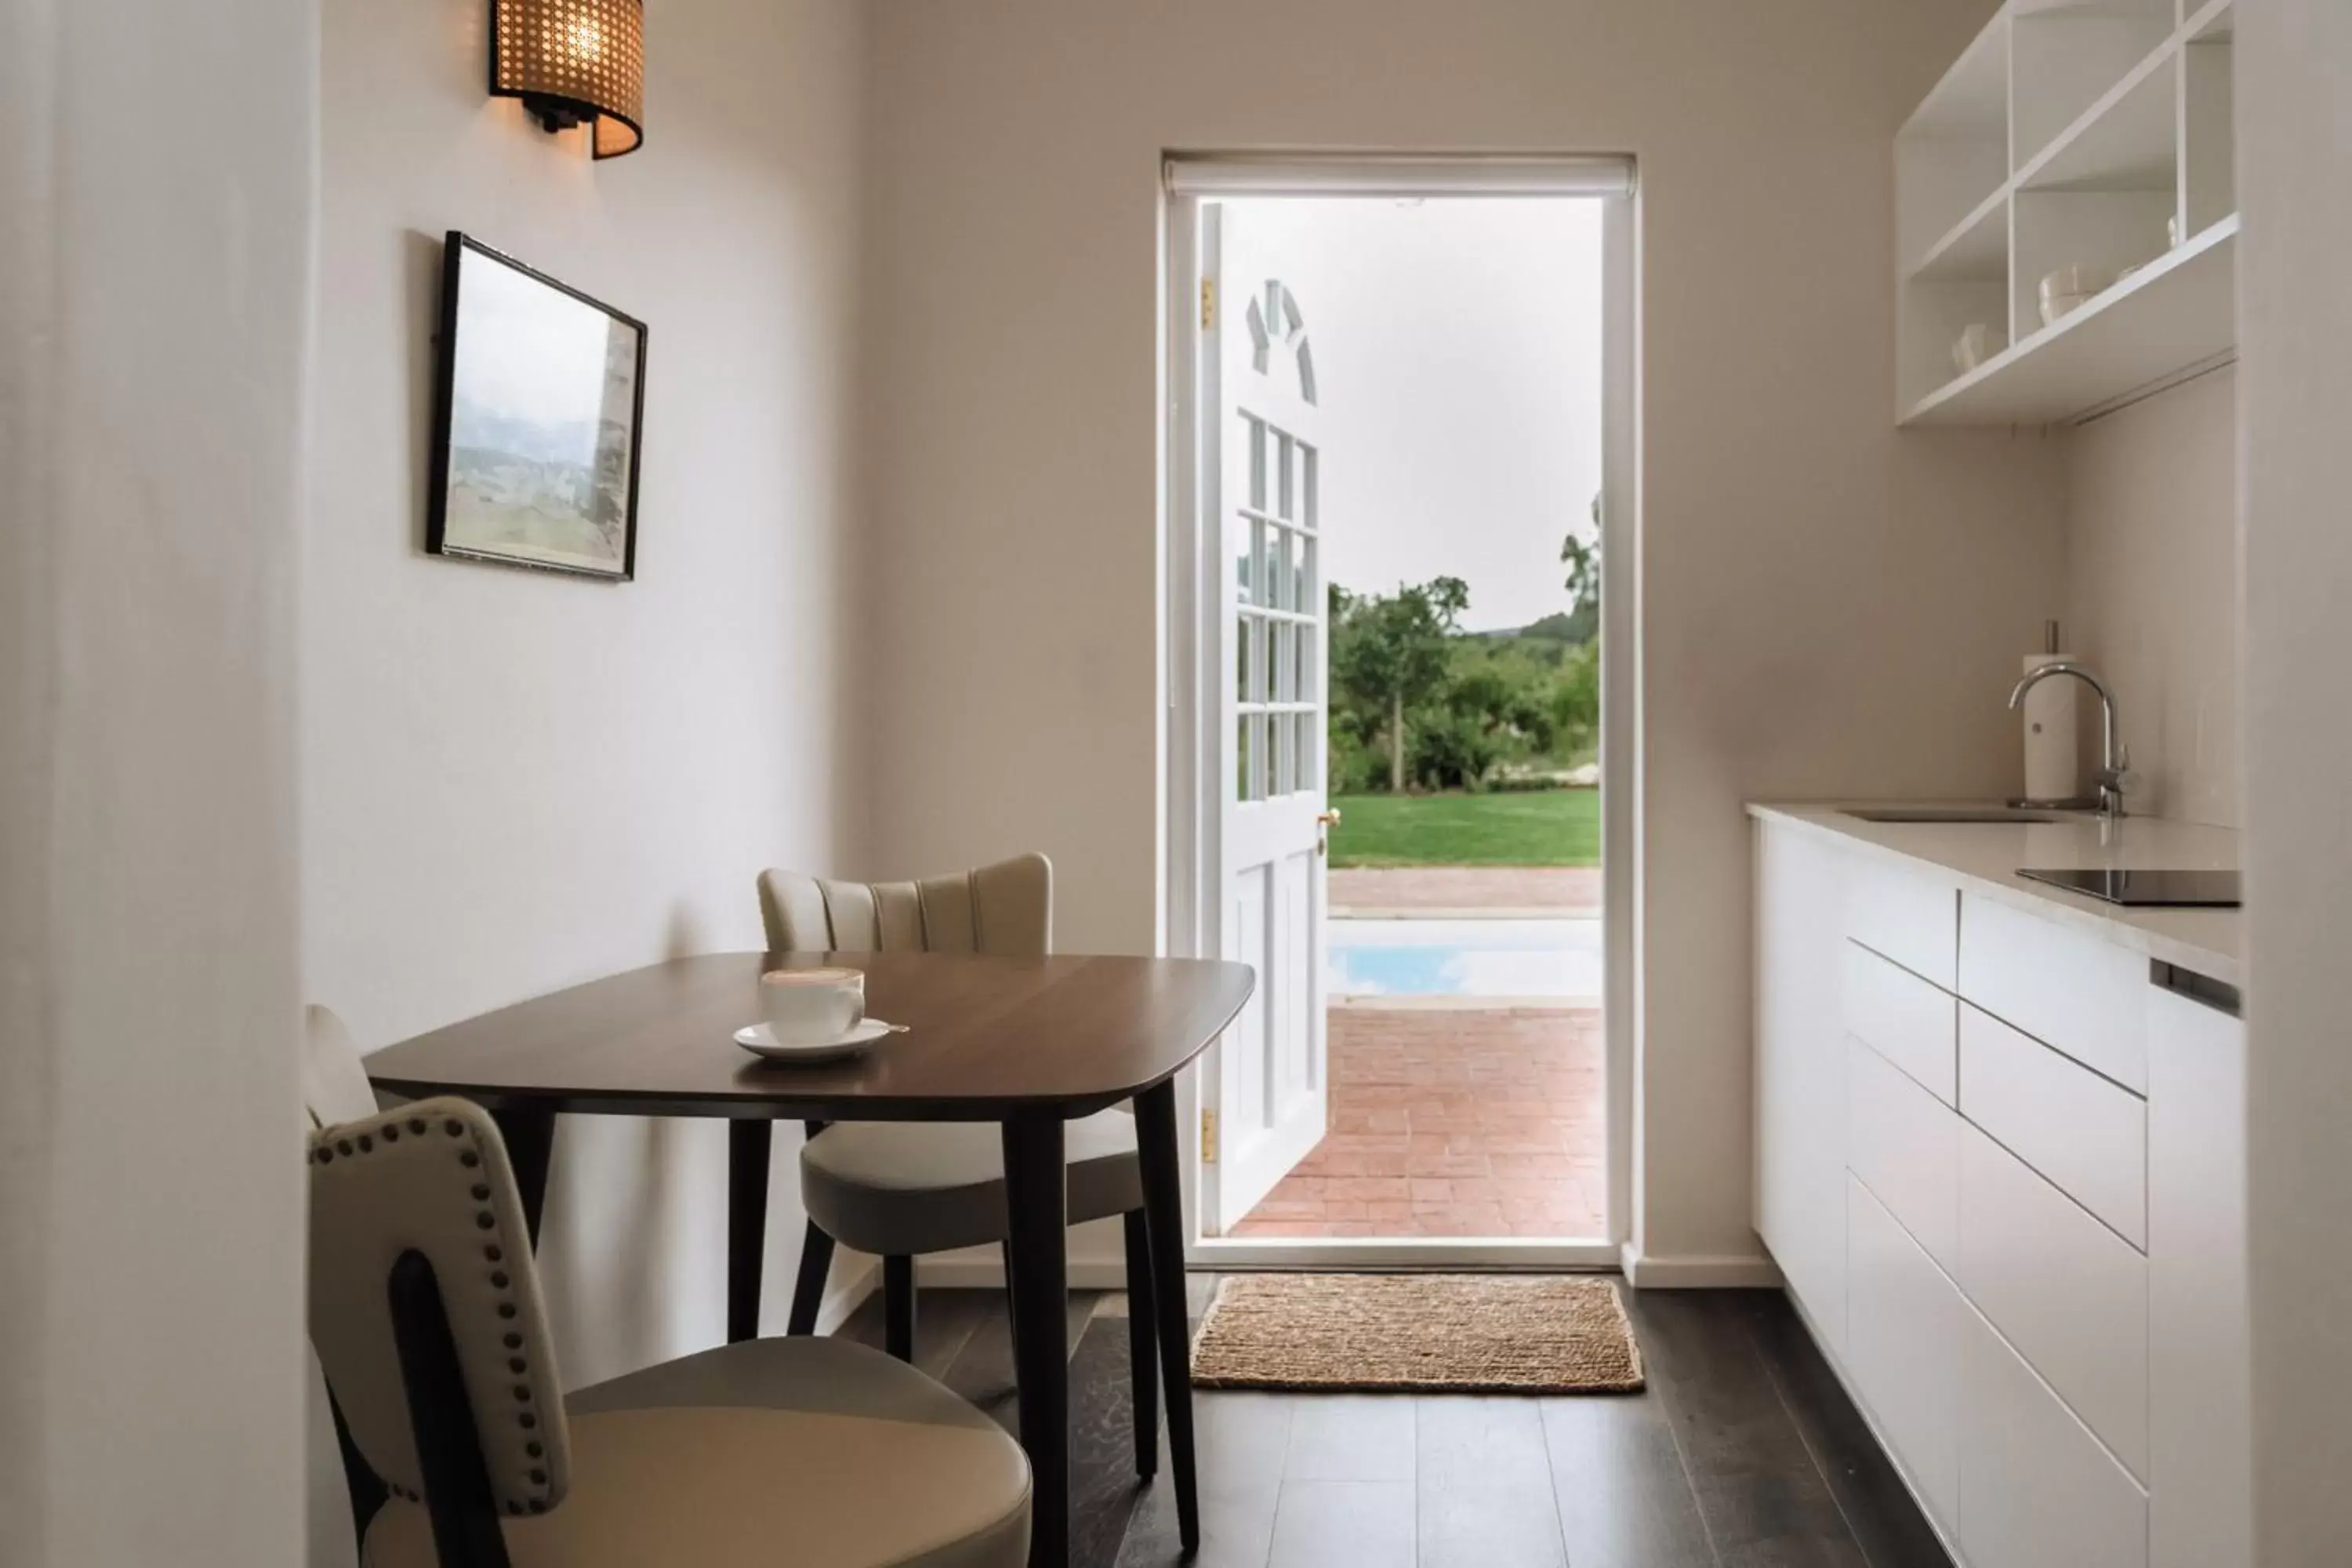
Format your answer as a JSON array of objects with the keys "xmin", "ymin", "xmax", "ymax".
[
  {"xmin": 786, "ymin": 1221, "xmax": 835, "ymax": 1337},
  {"xmin": 1123, "ymin": 1207, "xmax": 1159, "ymax": 1479},
  {"xmin": 884, "ymin": 1254, "xmax": 917, "ymax": 1363}
]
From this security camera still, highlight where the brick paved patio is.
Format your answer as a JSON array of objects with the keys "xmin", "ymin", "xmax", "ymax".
[
  {"xmin": 1329, "ymin": 865, "xmax": 1600, "ymax": 914},
  {"xmin": 1228, "ymin": 1004, "xmax": 1605, "ymax": 1239}
]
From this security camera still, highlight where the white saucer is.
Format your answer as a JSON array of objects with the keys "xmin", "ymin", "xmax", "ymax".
[{"xmin": 734, "ymin": 1018, "xmax": 896, "ymax": 1063}]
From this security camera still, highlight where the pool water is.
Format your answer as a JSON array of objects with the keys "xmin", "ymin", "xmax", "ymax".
[{"xmin": 1326, "ymin": 917, "xmax": 1602, "ymax": 1001}]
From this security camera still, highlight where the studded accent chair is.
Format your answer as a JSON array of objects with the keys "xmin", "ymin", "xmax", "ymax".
[
  {"xmin": 308, "ymin": 1096, "xmax": 1031, "ymax": 1568},
  {"xmin": 757, "ymin": 855, "xmax": 1162, "ymax": 1481},
  {"xmin": 305, "ymin": 1003, "xmax": 384, "ymax": 1128}
]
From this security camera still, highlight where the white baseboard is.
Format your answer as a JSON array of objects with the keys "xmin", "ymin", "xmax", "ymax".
[
  {"xmin": 914, "ymin": 1254, "xmax": 1132, "ymax": 1291},
  {"xmin": 1619, "ymin": 1243, "xmax": 1784, "ymax": 1289},
  {"xmin": 812, "ymin": 1256, "xmax": 880, "ymax": 1334}
]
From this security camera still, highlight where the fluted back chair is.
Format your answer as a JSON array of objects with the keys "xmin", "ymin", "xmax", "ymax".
[
  {"xmin": 308, "ymin": 1097, "xmax": 1031, "ymax": 1568},
  {"xmin": 757, "ymin": 853, "xmax": 1053, "ymax": 959},
  {"xmin": 757, "ymin": 853, "xmax": 1163, "ymax": 1483}
]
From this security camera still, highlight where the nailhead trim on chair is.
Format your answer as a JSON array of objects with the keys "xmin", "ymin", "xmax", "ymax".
[{"xmin": 310, "ymin": 1098, "xmax": 564, "ymax": 1518}]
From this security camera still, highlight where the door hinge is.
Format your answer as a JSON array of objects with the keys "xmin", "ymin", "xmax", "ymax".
[
  {"xmin": 1200, "ymin": 1108, "xmax": 1218, "ymax": 1163},
  {"xmin": 1200, "ymin": 278, "xmax": 1215, "ymax": 330}
]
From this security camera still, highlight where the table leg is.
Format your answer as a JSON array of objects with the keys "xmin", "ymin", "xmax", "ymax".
[
  {"xmin": 728, "ymin": 1120, "xmax": 772, "ymax": 1344},
  {"xmin": 1000, "ymin": 1112, "xmax": 1069, "ymax": 1568},
  {"xmin": 1134, "ymin": 1082, "xmax": 1200, "ymax": 1552},
  {"xmin": 490, "ymin": 1106, "xmax": 555, "ymax": 1248}
]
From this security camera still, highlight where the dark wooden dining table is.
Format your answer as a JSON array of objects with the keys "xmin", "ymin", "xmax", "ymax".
[{"xmin": 363, "ymin": 948, "xmax": 1255, "ymax": 1568}]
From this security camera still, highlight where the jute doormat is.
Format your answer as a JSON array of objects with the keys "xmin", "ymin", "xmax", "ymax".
[{"xmin": 1188, "ymin": 1273, "xmax": 1645, "ymax": 1394}]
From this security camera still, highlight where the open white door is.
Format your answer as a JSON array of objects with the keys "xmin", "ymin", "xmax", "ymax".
[{"xmin": 1202, "ymin": 202, "xmax": 1333, "ymax": 1233}]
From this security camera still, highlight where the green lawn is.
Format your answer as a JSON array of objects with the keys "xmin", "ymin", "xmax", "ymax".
[{"xmin": 1327, "ymin": 789, "xmax": 1600, "ymax": 868}]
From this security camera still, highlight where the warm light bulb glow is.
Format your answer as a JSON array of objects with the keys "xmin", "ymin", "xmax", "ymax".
[{"xmin": 489, "ymin": 0, "xmax": 643, "ymax": 159}]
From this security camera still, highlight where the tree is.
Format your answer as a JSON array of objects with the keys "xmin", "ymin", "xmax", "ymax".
[
  {"xmin": 1547, "ymin": 637, "xmax": 1600, "ymax": 760},
  {"xmin": 1330, "ymin": 575, "xmax": 1469, "ymax": 792},
  {"xmin": 1559, "ymin": 492, "xmax": 1601, "ymax": 626}
]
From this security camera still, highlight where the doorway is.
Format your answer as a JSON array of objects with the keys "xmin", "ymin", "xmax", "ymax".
[{"xmin": 1163, "ymin": 156, "xmax": 1638, "ymax": 1270}]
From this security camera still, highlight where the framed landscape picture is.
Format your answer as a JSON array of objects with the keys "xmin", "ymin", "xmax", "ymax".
[{"xmin": 426, "ymin": 232, "xmax": 647, "ymax": 580}]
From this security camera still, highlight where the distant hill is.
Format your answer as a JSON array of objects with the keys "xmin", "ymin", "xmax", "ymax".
[{"xmin": 1471, "ymin": 605, "xmax": 1595, "ymax": 645}]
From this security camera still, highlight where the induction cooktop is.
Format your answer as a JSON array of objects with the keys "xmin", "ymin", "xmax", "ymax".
[{"xmin": 2016, "ymin": 868, "xmax": 2241, "ymax": 907}]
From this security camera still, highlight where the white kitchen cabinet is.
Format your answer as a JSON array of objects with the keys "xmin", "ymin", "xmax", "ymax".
[
  {"xmin": 1846, "ymin": 856, "xmax": 1958, "ymax": 989},
  {"xmin": 1956, "ymin": 1121, "xmax": 2148, "ymax": 1480},
  {"xmin": 1959, "ymin": 1001, "xmax": 2147, "ymax": 1246},
  {"xmin": 1846, "ymin": 1036, "xmax": 1959, "ymax": 1271},
  {"xmin": 1845, "ymin": 942, "xmax": 1958, "ymax": 1105},
  {"xmin": 1958, "ymin": 891, "xmax": 2149, "ymax": 1091},
  {"xmin": 1957, "ymin": 1301, "xmax": 2149, "ymax": 1568},
  {"xmin": 1751, "ymin": 806, "xmax": 2246, "ymax": 1568},
  {"xmin": 1753, "ymin": 821, "xmax": 1849, "ymax": 1345},
  {"xmin": 2147, "ymin": 978, "xmax": 2250, "ymax": 1568},
  {"xmin": 1845, "ymin": 1176, "xmax": 1962, "ymax": 1534}
]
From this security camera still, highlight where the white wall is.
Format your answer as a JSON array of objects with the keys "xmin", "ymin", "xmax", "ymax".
[
  {"xmin": 2062, "ymin": 369, "xmax": 2240, "ymax": 826},
  {"xmin": 2237, "ymin": 1, "xmax": 2352, "ymax": 1558},
  {"xmin": 858, "ymin": 0, "xmax": 2063, "ymax": 1270},
  {"xmin": 1, "ymin": 0, "xmax": 316, "ymax": 1562},
  {"xmin": 306, "ymin": 0, "xmax": 869, "ymax": 1414},
  {"xmin": 1228, "ymin": 198, "xmax": 1602, "ymax": 634}
]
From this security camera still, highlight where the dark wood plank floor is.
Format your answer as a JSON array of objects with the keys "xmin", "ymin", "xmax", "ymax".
[{"xmin": 833, "ymin": 1280, "xmax": 1951, "ymax": 1568}]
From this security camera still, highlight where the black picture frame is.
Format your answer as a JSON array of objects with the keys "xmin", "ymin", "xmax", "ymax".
[{"xmin": 426, "ymin": 231, "xmax": 648, "ymax": 582}]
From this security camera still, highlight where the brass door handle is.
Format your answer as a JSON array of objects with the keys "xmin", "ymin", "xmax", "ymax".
[
  {"xmin": 1316, "ymin": 808, "xmax": 1341, "ymax": 857},
  {"xmin": 1317, "ymin": 809, "xmax": 1344, "ymax": 826}
]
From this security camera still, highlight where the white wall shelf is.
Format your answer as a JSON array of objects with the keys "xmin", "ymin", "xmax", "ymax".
[
  {"xmin": 1905, "ymin": 215, "xmax": 2235, "ymax": 426},
  {"xmin": 1911, "ymin": 188, "xmax": 2012, "ymax": 283},
  {"xmin": 1896, "ymin": 0, "xmax": 2237, "ymax": 426}
]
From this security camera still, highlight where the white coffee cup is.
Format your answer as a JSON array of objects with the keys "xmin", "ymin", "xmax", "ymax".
[{"xmin": 760, "ymin": 966, "xmax": 866, "ymax": 1044}]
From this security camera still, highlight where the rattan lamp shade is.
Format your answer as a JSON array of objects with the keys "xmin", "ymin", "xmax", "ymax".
[{"xmin": 490, "ymin": 0, "xmax": 644, "ymax": 159}]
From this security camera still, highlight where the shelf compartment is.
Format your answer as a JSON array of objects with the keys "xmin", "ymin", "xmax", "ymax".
[
  {"xmin": 1896, "ymin": 16, "xmax": 2009, "ymax": 267},
  {"xmin": 2016, "ymin": 38, "xmax": 2178, "ymax": 193},
  {"xmin": 2186, "ymin": 0, "xmax": 2234, "ymax": 43},
  {"xmin": 2013, "ymin": 185, "xmax": 2176, "ymax": 343},
  {"xmin": 1910, "ymin": 187, "xmax": 2010, "ymax": 283},
  {"xmin": 1905, "ymin": 16, "xmax": 2012, "ymax": 142},
  {"xmin": 2010, "ymin": 0, "xmax": 2176, "ymax": 172},
  {"xmin": 2182, "ymin": 3, "xmax": 2235, "ymax": 234},
  {"xmin": 1902, "ymin": 214, "xmax": 2236, "ymax": 426}
]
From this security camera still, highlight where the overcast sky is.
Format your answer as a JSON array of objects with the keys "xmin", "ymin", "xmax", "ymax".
[{"xmin": 1225, "ymin": 198, "xmax": 1604, "ymax": 633}]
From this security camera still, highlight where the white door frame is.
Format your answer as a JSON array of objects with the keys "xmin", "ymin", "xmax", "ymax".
[{"xmin": 1160, "ymin": 154, "xmax": 1641, "ymax": 1271}]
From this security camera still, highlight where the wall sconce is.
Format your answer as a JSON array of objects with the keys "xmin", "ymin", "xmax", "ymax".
[{"xmin": 489, "ymin": 0, "xmax": 644, "ymax": 160}]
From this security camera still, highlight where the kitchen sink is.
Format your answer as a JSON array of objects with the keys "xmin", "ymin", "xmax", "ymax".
[{"xmin": 1843, "ymin": 808, "xmax": 2059, "ymax": 825}]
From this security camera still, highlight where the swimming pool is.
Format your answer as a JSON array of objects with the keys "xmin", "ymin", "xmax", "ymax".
[{"xmin": 1326, "ymin": 917, "xmax": 1602, "ymax": 1001}]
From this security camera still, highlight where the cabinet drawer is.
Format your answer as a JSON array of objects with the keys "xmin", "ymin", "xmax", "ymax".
[
  {"xmin": 1847, "ymin": 859, "xmax": 1958, "ymax": 989},
  {"xmin": 1958, "ymin": 894, "xmax": 2147, "ymax": 1091},
  {"xmin": 1958, "ymin": 1299, "xmax": 2148, "ymax": 1568},
  {"xmin": 1958, "ymin": 1122, "xmax": 2148, "ymax": 1479},
  {"xmin": 1961, "ymin": 1003, "xmax": 2147, "ymax": 1245},
  {"xmin": 1844, "ymin": 942, "xmax": 1957, "ymax": 1105},
  {"xmin": 1846, "ymin": 1175, "xmax": 1960, "ymax": 1533},
  {"xmin": 1847, "ymin": 1037, "xmax": 1958, "ymax": 1271}
]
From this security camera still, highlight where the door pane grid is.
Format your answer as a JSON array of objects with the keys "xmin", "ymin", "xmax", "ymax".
[{"xmin": 1233, "ymin": 410, "xmax": 1321, "ymax": 804}]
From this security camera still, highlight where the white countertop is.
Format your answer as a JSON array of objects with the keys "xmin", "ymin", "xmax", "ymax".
[{"xmin": 1747, "ymin": 802, "xmax": 2242, "ymax": 987}]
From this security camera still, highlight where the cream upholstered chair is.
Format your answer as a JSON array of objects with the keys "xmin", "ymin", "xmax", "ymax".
[
  {"xmin": 309, "ymin": 1095, "xmax": 1030, "ymax": 1568},
  {"xmin": 758, "ymin": 855, "xmax": 1161, "ymax": 1480},
  {"xmin": 305, "ymin": 1003, "xmax": 383, "ymax": 1128}
]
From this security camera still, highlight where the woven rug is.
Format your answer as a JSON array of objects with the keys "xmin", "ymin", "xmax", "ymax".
[{"xmin": 1188, "ymin": 1273, "xmax": 1644, "ymax": 1394}]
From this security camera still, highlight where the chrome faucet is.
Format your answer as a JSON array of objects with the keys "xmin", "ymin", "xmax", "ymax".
[{"xmin": 2009, "ymin": 660, "xmax": 2131, "ymax": 819}]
